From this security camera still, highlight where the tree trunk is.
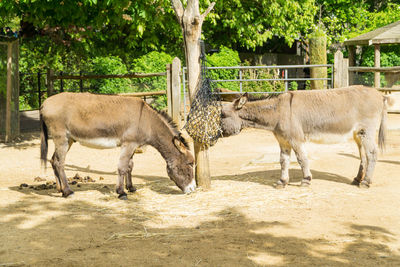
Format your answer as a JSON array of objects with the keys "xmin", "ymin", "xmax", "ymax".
[
  {"xmin": 171, "ymin": 0, "xmax": 215, "ymax": 189},
  {"xmin": 309, "ymin": 28, "xmax": 327, "ymax": 89}
]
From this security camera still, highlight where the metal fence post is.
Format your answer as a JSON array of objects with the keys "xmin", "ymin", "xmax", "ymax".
[
  {"xmin": 79, "ymin": 71, "xmax": 83, "ymax": 92},
  {"xmin": 60, "ymin": 71, "xmax": 64, "ymax": 92},
  {"xmin": 239, "ymin": 69, "xmax": 242, "ymax": 92},
  {"xmin": 38, "ymin": 72, "xmax": 41, "ymax": 107},
  {"xmin": 284, "ymin": 69, "xmax": 288, "ymax": 92},
  {"xmin": 46, "ymin": 69, "xmax": 54, "ymax": 96}
]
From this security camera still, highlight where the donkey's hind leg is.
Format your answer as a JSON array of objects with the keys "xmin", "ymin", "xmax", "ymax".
[
  {"xmin": 51, "ymin": 152, "xmax": 62, "ymax": 192},
  {"xmin": 117, "ymin": 143, "xmax": 137, "ymax": 199},
  {"xmin": 51, "ymin": 136, "xmax": 74, "ymax": 197},
  {"xmin": 125, "ymin": 157, "xmax": 137, "ymax": 193},
  {"xmin": 358, "ymin": 129, "xmax": 378, "ymax": 188},
  {"xmin": 352, "ymin": 132, "xmax": 367, "ymax": 185}
]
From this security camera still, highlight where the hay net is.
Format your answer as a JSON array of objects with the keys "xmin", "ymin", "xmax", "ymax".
[{"xmin": 184, "ymin": 42, "xmax": 222, "ymax": 147}]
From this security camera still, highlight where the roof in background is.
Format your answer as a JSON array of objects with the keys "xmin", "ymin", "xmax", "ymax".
[{"xmin": 344, "ymin": 20, "xmax": 400, "ymax": 46}]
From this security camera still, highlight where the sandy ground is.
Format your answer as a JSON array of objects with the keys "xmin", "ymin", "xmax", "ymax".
[{"xmin": 1, "ymin": 115, "xmax": 400, "ymax": 266}]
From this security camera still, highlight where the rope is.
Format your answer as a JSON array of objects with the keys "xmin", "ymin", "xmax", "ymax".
[{"xmin": 184, "ymin": 40, "xmax": 222, "ymax": 147}]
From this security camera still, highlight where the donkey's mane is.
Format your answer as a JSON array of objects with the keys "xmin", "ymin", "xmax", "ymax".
[
  {"xmin": 149, "ymin": 105, "xmax": 189, "ymax": 149},
  {"xmin": 246, "ymin": 92, "xmax": 282, "ymax": 102}
]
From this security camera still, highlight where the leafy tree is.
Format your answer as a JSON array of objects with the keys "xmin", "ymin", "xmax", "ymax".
[
  {"xmin": 316, "ymin": 0, "xmax": 400, "ymax": 44},
  {"xmin": 203, "ymin": 0, "xmax": 317, "ymax": 50}
]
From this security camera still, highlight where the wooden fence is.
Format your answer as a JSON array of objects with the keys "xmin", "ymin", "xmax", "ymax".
[
  {"xmin": 45, "ymin": 57, "xmax": 182, "ymax": 126},
  {"xmin": 334, "ymin": 50, "xmax": 400, "ymax": 113},
  {"xmin": 334, "ymin": 50, "xmax": 400, "ymax": 92}
]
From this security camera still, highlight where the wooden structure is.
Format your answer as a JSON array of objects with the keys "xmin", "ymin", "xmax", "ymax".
[
  {"xmin": 0, "ymin": 38, "xmax": 19, "ymax": 142},
  {"xmin": 344, "ymin": 20, "xmax": 400, "ymax": 88},
  {"xmin": 46, "ymin": 58, "xmax": 182, "ymax": 125}
]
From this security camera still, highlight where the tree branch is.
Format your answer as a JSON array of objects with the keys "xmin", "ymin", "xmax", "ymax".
[
  {"xmin": 201, "ymin": 2, "xmax": 215, "ymax": 21},
  {"xmin": 170, "ymin": 0, "xmax": 184, "ymax": 25}
]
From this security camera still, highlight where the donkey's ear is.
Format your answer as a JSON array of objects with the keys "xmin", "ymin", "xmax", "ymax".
[
  {"xmin": 234, "ymin": 93, "xmax": 248, "ymax": 110},
  {"xmin": 173, "ymin": 137, "xmax": 187, "ymax": 154}
]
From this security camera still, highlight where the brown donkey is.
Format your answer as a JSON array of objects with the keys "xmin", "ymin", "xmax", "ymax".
[
  {"xmin": 221, "ymin": 85, "xmax": 390, "ymax": 188},
  {"xmin": 40, "ymin": 92, "xmax": 196, "ymax": 199}
]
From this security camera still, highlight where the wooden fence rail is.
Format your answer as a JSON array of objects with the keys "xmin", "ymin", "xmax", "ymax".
[
  {"xmin": 46, "ymin": 58, "xmax": 182, "ymax": 126},
  {"xmin": 51, "ymin": 72, "xmax": 167, "ymax": 80}
]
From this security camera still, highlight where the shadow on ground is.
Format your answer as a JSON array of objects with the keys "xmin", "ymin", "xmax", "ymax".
[
  {"xmin": 0, "ymin": 132, "xmax": 40, "ymax": 149},
  {"xmin": 10, "ymin": 166, "xmax": 354, "ymax": 200},
  {"xmin": 339, "ymin": 153, "xmax": 400, "ymax": 166},
  {"xmin": 0, "ymin": 193, "xmax": 399, "ymax": 266}
]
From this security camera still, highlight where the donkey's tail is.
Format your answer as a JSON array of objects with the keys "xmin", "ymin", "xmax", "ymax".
[
  {"xmin": 378, "ymin": 96, "xmax": 390, "ymax": 151},
  {"xmin": 40, "ymin": 114, "xmax": 48, "ymax": 169}
]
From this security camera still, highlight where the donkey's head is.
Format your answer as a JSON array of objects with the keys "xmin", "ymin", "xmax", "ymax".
[
  {"xmin": 167, "ymin": 135, "xmax": 196, "ymax": 194},
  {"xmin": 221, "ymin": 93, "xmax": 248, "ymax": 137}
]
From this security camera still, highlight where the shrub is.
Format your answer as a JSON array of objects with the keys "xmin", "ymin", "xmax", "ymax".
[
  {"xmin": 131, "ymin": 51, "xmax": 173, "ymax": 92},
  {"xmin": 358, "ymin": 44, "xmax": 400, "ymax": 87},
  {"xmin": 86, "ymin": 56, "xmax": 132, "ymax": 94},
  {"xmin": 206, "ymin": 46, "xmax": 241, "ymax": 91},
  {"xmin": 130, "ymin": 51, "xmax": 175, "ymax": 110}
]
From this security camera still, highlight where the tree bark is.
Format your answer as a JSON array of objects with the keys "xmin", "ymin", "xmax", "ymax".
[
  {"xmin": 171, "ymin": 0, "xmax": 215, "ymax": 189},
  {"xmin": 309, "ymin": 31, "xmax": 327, "ymax": 89}
]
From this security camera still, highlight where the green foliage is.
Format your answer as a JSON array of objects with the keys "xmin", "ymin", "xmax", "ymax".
[
  {"xmin": 131, "ymin": 51, "xmax": 174, "ymax": 91},
  {"xmin": 290, "ymin": 81, "xmax": 298, "ymax": 91},
  {"xmin": 204, "ymin": 0, "xmax": 317, "ymax": 50},
  {"xmin": 0, "ymin": 0, "xmax": 182, "ymax": 62},
  {"xmin": 360, "ymin": 45, "xmax": 400, "ymax": 68},
  {"xmin": 357, "ymin": 45, "xmax": 400, "ymax": 87},
  {"xmin": 85, "ymin": 56, "xmax": 131, "ymax": 94},
  {"xmin": 206, "ymin": 47, "xmax": 241, "ymax": 91},
  {"xmin": 131, "ymin": 51, "xmax": 175, "ymax": 110},
  {"xmin": 317, "ymin": 1, "xmax": 400, "ymax": 45},
  {"xmin": 241, "ymin": 64, "xmax": 285, "ymax": 93}
]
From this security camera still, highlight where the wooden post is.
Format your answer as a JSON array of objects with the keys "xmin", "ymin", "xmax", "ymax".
[
  {"xmin": 46, "ymin": 68, "xmax": 54, "ymax": 96},
  {"xmin": 342, "ymin": 58, "xmax": 349, "ymax": 87},
  {"xmin": 374, "ymin": 44, "xmax": 381, "ymax": 88},
  {"xmin": 171, "ymin": 0, "xmax": 215, "ymax": 190},
  {"xmin": 333, "ymin": 51, "xmax": 349, "ymax": 88},
  {"xmin": 171, "ymin": 57, "xmax": 181, "ymax": 127},
  {"xmin": 167, "ymin": 58, "xmax": 182, "ymax": 128},
  {"xmin": 166, "ymin": 63, "xmax": 172, "ymax": 116},
  {"xmin": 1, "ymin": 39, "xmax": 19, "ymax": 143},
  {"xmin": 348, "ymin": 45, "xmax": 356, "ymax": 85},
  {"xmin": 5, "ymin": 42, "xmax": 12, "ymax": 142}
]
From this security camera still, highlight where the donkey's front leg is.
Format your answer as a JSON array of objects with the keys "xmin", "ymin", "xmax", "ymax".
[
  {"xmin": 116, "ymin": 143, "xmax": 137, "ymax": 199},
  {"xmin": 292, "ymin": 142, "xmax": 312, "ymax": 187},
  {"xmin": 274, "ymin": 135, "xmax": 292, "ymax": 189},
  {"xmin": 125, "ymin": 157, "xmax": 137, "ymax": 193}
]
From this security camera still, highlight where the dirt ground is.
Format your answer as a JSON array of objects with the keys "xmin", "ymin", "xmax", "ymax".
[{"xmin": 1, "ymin": 115, "xmax": 400, "ymax": 266}]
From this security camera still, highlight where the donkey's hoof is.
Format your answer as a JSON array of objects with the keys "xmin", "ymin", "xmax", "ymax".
[
  {"xmin": 351, "ymin": 178, "xmax": 361, "ymax": 186},
  {"xmin": 127, "ymin": 186, "xmax": 137, "ymax": 193},
  {"xmin": 274, "ymin": 182, "xmax": 287, "ymax": 189},
  {"xmin": 118, "ymin": 193, "xmax": 128, "ymax": 200},
  {"xmin": 359, "ymin": 181, "xmax": 370, "ymax": 189},
  {"xmin": 62, "ymin": 189, "xmax": 74, "ymax": 198}
]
